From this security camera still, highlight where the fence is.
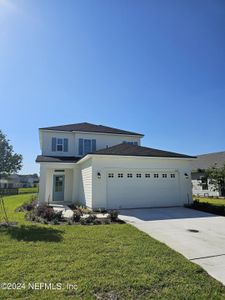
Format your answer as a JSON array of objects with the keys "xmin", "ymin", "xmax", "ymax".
[{"xmin": 0, "ymin": 188, "xmax": 19, "ymax": 196}]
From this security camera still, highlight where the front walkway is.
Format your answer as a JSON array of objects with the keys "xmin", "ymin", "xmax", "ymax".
[{"xmin": 119, "ymin": 207, "xmax": 225, "ymax": 285}]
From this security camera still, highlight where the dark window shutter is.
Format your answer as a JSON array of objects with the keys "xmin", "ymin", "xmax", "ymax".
[
  {"xmin": 79, "ymin": 138, "xmax": 83, "ymax": 155},
  {"xmin": 92, "ymin": 139, "xmax": 96, "ymax": 152},
  {"xmin": 52, "ymin": 137, "xmax": 56, "ymax": 151},
  {"xmin": 64, "ymin": 139, "xmax": 68, "ymax": 152}
]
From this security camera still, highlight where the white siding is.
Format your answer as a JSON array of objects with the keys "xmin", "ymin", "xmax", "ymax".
[
  {"xmin": 40, "ymin": 130, "xmax": 141, "ymax": 156},
  {"xmin": 75, "ymin": 132, "xmax": 140, "ymax": 155},
  {"xmin": 79, "ymin": 159, "xmax": 93, "ymax": 207},
  {"xmin": 41, "ymin": 131, "xmax": 75, "ymax": 156}
]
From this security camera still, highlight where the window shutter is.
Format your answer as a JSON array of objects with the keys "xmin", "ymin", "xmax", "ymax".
[
  {"xmin": 79, "ymin": 138, "xmax": 83, "ymax": 155},
  {"xmin": 92, "ymin": 139, "xmax": 96, "ymax": 152},
  {"xmin": 64, "ymin": 138, "xmax": 68, "ymax": 152},
  {"xmin": 52, "ymin": 137, "xmax": 56, "ymax": 151}
]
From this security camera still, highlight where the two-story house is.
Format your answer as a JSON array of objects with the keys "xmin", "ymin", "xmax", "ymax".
[{"xmin": 36, "ymin": 122, "xmax": 195, "ymax": 209}]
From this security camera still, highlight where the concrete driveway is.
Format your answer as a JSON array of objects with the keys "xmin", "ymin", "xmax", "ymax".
[{"xmin": 119, "ymin": 207, "xmax": 225, "ymax": 285}]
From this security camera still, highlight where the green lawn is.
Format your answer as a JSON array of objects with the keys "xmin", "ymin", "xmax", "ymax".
[
  {"xmin": 0, "ymin": 195, "xmax": 225, "ymax": 299},
  {"xmin": 193, "ymin": 196, "xmax": 225, "ymax": 206},
  {"xmin": 19, "ymin": 187, "xmax": 38, "ymax": 194}
]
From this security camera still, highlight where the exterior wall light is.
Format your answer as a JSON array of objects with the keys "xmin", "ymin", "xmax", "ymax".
[{"xmin": 97, "ymin": 172, "xmax": 101, "ymax": 179}]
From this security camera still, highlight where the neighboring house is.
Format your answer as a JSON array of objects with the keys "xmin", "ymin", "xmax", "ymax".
[
  {"xmin": 0, "ymin": 174, "xmax": 39, "ymax": 189},
  {"xmin": 191, "ymin": 151, "xmax": 225, "ymax": 197},
  {"xmin": 36, "ymin": 122, "xmax": 195, "ymax": 209},
  {"xmin": 0, "ymin": 174, "xmax": 22, "ymax": 189},
  {"xmin": 0, "ymin": 178, "xmax": 9, "ymax": 189},
  {"xmin": 19, "ymin": 174, "xmax": 39, "ymax": 188}
]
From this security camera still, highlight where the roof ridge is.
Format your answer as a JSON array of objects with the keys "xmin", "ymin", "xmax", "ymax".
[
  {"xmin": 39, "ymin": 122, "xmax": 144, "ymax": 136},
  {"xmin": 197, "ymin": 151, "xmax": 225, "ymax": 156}
]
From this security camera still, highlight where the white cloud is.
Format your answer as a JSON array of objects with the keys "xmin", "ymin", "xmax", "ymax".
[{"xmin": 0, "ymin": 0, "xmax": 18, "ymax": 12}]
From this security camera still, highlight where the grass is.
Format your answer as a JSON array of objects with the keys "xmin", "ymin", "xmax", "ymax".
[
  {"xmin": 0, "ymin": 195, "xmax": 225, "ymax": 299},
  {"xmin": 193, "ymin": 196, "xmax": 225, "ymax": 206},
  {"xmin": 19, "ymin": 187, "xmax": 38, "ymax": 194}
]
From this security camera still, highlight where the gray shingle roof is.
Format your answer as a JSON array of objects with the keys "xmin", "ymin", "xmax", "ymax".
[
  {"xmin": 40, "ymin": 122, "xmax": 143, "ymax": 136},
  {"xmin": 36, "ymin": 156, "xmax": 80, "ymax": 163},
  {"xmin": 92, "ymin": 143, "xmax": 196, "ymax": 159},
  {"xmin": 191, "ymin": 151, "xmax": 225, "ymax": 171}
]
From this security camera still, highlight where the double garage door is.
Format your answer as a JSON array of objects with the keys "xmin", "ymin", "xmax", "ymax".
[{"xmin": 107, "ymin": 170, "xmax": 180, "ymax": 209}]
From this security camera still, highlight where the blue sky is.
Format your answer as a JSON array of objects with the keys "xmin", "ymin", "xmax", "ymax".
[{"xmin": 0, "ymin": 0, "xmax": 225, "ymax": 174}]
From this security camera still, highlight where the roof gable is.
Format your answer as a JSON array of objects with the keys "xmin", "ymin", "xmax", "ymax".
[{"xmin": 40, "ymin": 122, "xmax": 143, "ymax": 136}]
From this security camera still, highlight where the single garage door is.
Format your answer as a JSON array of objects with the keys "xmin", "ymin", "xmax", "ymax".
[{"xmin": 107, "ymin": 170, "xmax": 180, "ymax": 209}]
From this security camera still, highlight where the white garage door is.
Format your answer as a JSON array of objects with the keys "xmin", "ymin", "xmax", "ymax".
[{"xmin": 107, "ymin": 170, "xmax": 180, "ymax": 209}]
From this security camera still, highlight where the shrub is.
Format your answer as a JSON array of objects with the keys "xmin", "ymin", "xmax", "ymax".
[
  {"xmin": 85, "ymin": 214, "xmax": 96, "ymax": 223},
  {"xmin": 93, "ymin": 208, "xmax": 107, "ymax": 214},
  {"xmin": 80, "ymin": 214, "xmax": 97, "ymax": 225},
  {"xmin": 72, "ymin": 210, "xmax": 82, "ymax": 222},
  {"xmin": 109, "ymin": 210, "xmax": 119, "ymax": 222},
  {"xmin": 103, "ymin": 218, "xmax": 111, "ymax": 225},
  {"xmin": 93, "ymin": 219, "xmax": 102, "ymax": 225},
  {"xmin": 25, "ymin": 211, "xmax": 37, "ymax": 222},
  {"xmin": 26, "ymin": 207, "xmax": 63, "ymax": 224},
  {"xmin": 80, "ymin": 218, "xmax": 88, "ymax": 225},
  {"xmin": 189, "ymin": 200, "xmax": 225, "ymax": 217},
  {"xmin": 35, "ymin": 205, "xmax": 55, "ymax": 221}
]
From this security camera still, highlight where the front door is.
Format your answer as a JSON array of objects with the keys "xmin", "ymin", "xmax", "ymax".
[{"xmin": 53, "ymin": 175, "xmax": 65, "ymax": 201}]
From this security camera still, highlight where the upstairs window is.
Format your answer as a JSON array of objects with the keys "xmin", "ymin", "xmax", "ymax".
[
  {"xmin": 162, "ymin": 174, "xmax": 167, "ymax": 178},
  {"xmin": 170, "ymin": 174, "xmax": 176, "ymax": 178},
  {"xmin": 79, "ymin": 139, "xmax": 96, "ymax": 155},
  {"xmin": 154, "ymin": 174, "xmax": 159, "ymax": 178},
  {"xmin": 52, "ymin": 138, "xmax": 68, "ymax": 152},
  {"xmin": 118, "ymin": 173, "xmax": 123, "ymax": 178},
  {"xmin": 57, "ymin": 138, "xmax": 63, "ymax": 151},
  {"xmin": 136, "ymin": 173, "xmax": 141, "ymax": 178},
  {"xmin": 145, "ymin": 174, "xmax": 150, "ymax": 178},
  {"xmin": 127, "ymin": 173, "xmax": 133, "ymax": 178},
  {"xmin": 123, "ymin": 141, "xmax": 138, "ymax": 145}
]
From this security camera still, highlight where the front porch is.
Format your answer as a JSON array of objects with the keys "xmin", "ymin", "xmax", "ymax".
[{"xmin": 38, "ymin": 163, "xmax": 80, "ymax": 205}]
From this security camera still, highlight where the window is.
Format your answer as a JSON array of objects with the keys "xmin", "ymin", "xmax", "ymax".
[
  {"xmin": 52, "ymin": 138, "xmax": 68, "ymax": 152},
  {"xmin": 57, "ymin": 138, "xmax": 63, "ymax": 151},
  {"xmin": 162, "ymin": 174, "xmax": 167, "ymax": 178},
  {"xmin": 145, "ymin": 173, "xmax": 150, "ymax": 178},
  {"xmin": 118, "ymin": 173, "xmax": 123, "ymax": 178},
  {"xmin": 127, "ymin": 173, "xmax": 133, "ymax": 178},
  {"xmin": 79, "ymin": 139, "xmax": 96, "ymax": 155},
  {"xmin": 136, "ymin": 173, "xmax": 141, "ymax": 178},
  {"xmin": 154, "ymin": 174, "xmax": 159, "ymax": 178},
  {"xmin": 170, "ymin": 174, "xmax": 175, "ymax": 178},
  {"xmin": 123, "ymin": 141, "xmax": 138, "ymax": 145},
  {"xmin": 108, "ymin": 173, "xmax": 114, "ymax": 178},
  {"xmin": 55, "ymin": 170, "xmax": 65, "ymax": 173},
  {"xmin": 201, "ymin": 177, "xmax": 208, "ymax": 190},
  {"xmin": 55, "ymin": 176, "xmax": 64, "ymax": 192}
]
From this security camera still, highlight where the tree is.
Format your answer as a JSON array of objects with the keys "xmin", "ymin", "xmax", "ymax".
[
  {"xmin": 206, "ymin": 163, "xmax": 225, "ymax": 196},
  {"xmin": 0, "ymin": 130, "xmax": 23, "ymax": 179}
]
